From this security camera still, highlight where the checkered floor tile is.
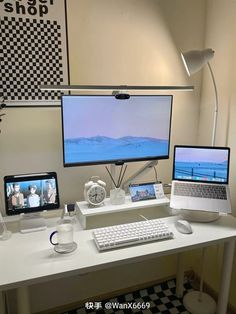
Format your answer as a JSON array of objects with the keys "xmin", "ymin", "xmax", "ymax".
[{"xmin": 63, "ymin": 279, "xmax": 193, "ymax": 314}]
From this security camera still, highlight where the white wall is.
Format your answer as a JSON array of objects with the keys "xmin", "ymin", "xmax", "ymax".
[
  {"xmin": 196, "ymin": 0, "xmax": 236, "ymax": 307},
  {"xmin": 1, "ymin": 0, "xmax": 206, "ymax": 312},
  {"xmin": 198, "ymin": 0, "xmax": 236, "ymax": 148},
  {"xmin": 198, "ymin": 0, "xmax": 236, "ymax": 213},
  {"xmin": 0, "ymin": 0, "xmax": 204, "ymax": 216}
]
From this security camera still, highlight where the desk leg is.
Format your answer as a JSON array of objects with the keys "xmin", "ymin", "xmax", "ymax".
[
  {"xmin": 176, "ymin": 253, "xmax": 184, "ymax": 298},
  {"xmin": 17, "ymin": 286, "xmax": 31, "ymax": 314},
  {"xmin": 0, "ymin": 291, "xmax": 6, "ymax": 314},
  {"xmin": 216, "ymin": 239, "xmax": 235, "ymax": 314}
]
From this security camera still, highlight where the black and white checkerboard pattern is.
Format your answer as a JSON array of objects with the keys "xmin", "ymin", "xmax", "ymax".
[
  {"xmin": 63, "ymin": 279, "xmax": 193, "ymax": 314},
  {"xmin": 0, "ymin": 16, "xmax": 64, "ymax": 101}
]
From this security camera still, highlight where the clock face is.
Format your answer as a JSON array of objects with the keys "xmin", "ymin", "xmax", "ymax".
[{"xmin": 87, "ymin": 185, "xmax": 106, "ymax": 205}]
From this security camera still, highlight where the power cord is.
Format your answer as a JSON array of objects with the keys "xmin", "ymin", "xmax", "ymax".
[{"xmin": 139, "ymin": 214, "xmax": 148, "ymax": 221}]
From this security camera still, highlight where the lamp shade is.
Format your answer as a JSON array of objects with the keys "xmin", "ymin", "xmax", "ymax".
[{"xmin": 181, "ymin": 49, "xmax": 215, "ymax": 76}]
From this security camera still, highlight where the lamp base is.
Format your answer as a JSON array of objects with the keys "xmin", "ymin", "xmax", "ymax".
[
  {"xmin": 183, "ymin": 291, "xmax": 216, "ymax": 314},
  {"xmin": 180, "ymin": 209, "xmax": 220, "ymax": 222}
]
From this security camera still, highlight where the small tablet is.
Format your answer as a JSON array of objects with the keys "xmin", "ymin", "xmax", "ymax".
[
  {"xmin": 4, "ymin": 172, "xmax": 60, "ymax": 215},
  {"xmin": 129, "ymin": 182, "xmax": 156, "ymax": 202}
]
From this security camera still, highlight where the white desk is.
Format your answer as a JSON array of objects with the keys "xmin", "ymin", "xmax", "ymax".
[{"xmin": 1, "ymin": 215, "xmax": 236, "ymax": 314}]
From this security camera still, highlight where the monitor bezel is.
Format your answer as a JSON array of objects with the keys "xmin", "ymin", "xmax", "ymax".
[
  {"xmin": 61, "ymin": 94, "xmax": 173, "ymax": 167},
  {"xmin": 4, "ymin": 172, "xmax": 60, "ymax": 216},
  {"xmin": 172, "ymin": 145, "xmax": 230, "ymax": 184}
]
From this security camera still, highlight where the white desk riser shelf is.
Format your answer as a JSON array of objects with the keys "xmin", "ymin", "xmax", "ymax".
[{"xmin": 76, "ymin": 195, "xmax": 171, "ymax": 229}]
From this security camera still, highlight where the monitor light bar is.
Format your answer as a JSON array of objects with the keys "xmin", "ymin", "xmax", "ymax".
[{"xmin": 40, "ymin": 84, "xmax": 194, "ymax": 92}]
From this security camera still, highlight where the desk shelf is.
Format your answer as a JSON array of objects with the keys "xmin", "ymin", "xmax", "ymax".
[{"xmin": 76, "ymin": 196, "xmax": 170, "ymax": 229}]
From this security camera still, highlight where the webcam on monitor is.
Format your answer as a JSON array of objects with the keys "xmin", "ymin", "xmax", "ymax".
[{"xmin": 115, "ymin": 92, "xmax": 130, "ymax": 100}]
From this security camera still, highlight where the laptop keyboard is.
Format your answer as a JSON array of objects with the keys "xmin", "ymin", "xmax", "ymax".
[{"xmin": 174, "ymin": 182, "xmax": 227, "ymax": 200}]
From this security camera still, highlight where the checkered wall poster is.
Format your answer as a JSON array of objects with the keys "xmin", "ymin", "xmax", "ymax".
[{"xmin": 0, "ymin": 0, "xmax": 69, "ymax": 105}]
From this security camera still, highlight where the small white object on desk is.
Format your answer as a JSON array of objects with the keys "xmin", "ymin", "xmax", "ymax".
[
  {"xmin": 50, "ymin": 205, "xmax": 77, "ymax": 254},
  {"xmin": 175, "ymin": 219, "xmax": 193, "ymax": 234},
  {"xmin": 0, "ymin": 210, "xmax": 12, "ymax": 240},
  {"xmin": 110, "ymin": 187, "xmax": 126, "ymax": 205},
  {"xmin": 50, "ymin": 223, "xmax": 77, "ymax": 254},
  {"xmin": 84, "ymin": 176, "xmax": 107, "ymax": 207},
  {"xmin": 154, "ymin": 183, "xmax": 165, "ymax": 199},
  {"xmin": 106, "ymin": 165, "xmax": 127, "ymax": 205}
]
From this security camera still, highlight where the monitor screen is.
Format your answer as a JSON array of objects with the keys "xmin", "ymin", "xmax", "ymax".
[
  {"xmin": 173, "ymin": 146, "xmax": 230, "ymax": 184},
  {"xmin": 61, "ymin": 95, "xmax": 173, "ymax": 166},
  {"xmin": 4, "ymin": 172, "xmax": 60, "ymax": 215}
]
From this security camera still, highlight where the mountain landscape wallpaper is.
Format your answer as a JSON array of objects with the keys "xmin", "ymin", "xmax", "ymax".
[
  {"xmin": 64, "ymin": 136, "xmax": 169, "ymax": 163},
  {"xmin": 174, "ymin": 148, "xmax": 229, "ymax": 182},
  {"xmin": 62, "ymin": 95, "xmax": 172, "ymax": 164}
]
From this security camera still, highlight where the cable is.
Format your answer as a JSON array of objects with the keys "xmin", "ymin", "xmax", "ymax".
[{"xmin": 139, "ymin": 214, "xmax": 148, "ymax": 221}]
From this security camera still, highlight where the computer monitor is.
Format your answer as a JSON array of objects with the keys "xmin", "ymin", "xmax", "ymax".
[
  {"xmin": 61, "ymin": 95, "xmax": 173, "ymax": 166},
  {"xmin": 4, "ymin": 172, "xmax": 60, "ymax": 216},
  {"xmin": 173, "ymin": 146, "xmax": 230, "ymax": 184}
]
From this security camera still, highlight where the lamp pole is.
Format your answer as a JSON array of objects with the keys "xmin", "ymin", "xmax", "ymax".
[{"xmin": 207, "ymin": 62, "xmax": 218, "ymax": 147}]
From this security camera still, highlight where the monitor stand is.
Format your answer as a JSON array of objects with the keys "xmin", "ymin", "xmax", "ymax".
[
  {"xmin": 179, "ymin": 209, "xmax": 220, "ymax": 222},
  {"xmin": 110, "ymin": 160, "xmax": 159, "ymax": 191},
  {"xmin": 19, "ymin": 213, "xmax": 47, "ymax": 233},
  {"xmin": 120, "ymin": 160, "xmax": 159, "ymax": 191}
]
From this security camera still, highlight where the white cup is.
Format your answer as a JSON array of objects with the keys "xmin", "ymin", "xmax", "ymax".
[{"xmin": 50, "ymin": 223, "xmax": 77, "ymax": 253}]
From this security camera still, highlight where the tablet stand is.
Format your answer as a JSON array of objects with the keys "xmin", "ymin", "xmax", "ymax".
[
  {"xmin": 19, "ymin": 212, "xmax": 46, "ymax": 233},
  {"xmin": 122, "ymin": 160, "xmax": 158, "ymax": 190}
]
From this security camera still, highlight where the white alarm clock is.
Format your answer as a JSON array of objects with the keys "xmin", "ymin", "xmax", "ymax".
[{"xmin": 84, "ymin": 176, "xmax": 107, "ymax": 206}]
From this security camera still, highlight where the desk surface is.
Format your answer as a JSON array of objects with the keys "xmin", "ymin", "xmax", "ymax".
[{"xmin": 1, "ymin": 215, "xmax": 236, "ymax": 291}]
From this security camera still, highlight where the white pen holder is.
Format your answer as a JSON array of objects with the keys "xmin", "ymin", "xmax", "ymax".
[{"xmin": 110, "ymin": 188, "xmax": 126, "ymax": 205}]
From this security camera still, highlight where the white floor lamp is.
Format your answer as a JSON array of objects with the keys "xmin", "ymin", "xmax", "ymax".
[
  {"xmin": 180, "ymin": 48, "xmax": 218, "ymax": 314},
  {"xmin": 181, "ymin": 48, "xmax": 218, "ymax": 146}
]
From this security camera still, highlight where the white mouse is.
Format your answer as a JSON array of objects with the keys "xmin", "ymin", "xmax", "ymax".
[{"xmin": 175, "ymin": 219, "xmax": 193, "ymax": 234}]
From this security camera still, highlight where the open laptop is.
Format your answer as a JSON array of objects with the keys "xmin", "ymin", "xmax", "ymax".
[{"xmin": 170, "ymin": 146, "xmax": 231, "ymax": 213}]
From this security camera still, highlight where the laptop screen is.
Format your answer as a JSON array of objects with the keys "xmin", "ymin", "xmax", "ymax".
[{"xmin": 173, "ymin": 146, "xmax": 230, "ymax": 184}]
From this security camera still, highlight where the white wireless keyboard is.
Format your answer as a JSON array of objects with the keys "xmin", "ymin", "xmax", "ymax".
[{"xmin": 93, "ymin": 219, "xmax": 174, "ymax": 251}]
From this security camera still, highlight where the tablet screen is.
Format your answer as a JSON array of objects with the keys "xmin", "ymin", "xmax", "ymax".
[{"xmin": 4, "ymin": 172, "xmax": 60, "ymax": 215}]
